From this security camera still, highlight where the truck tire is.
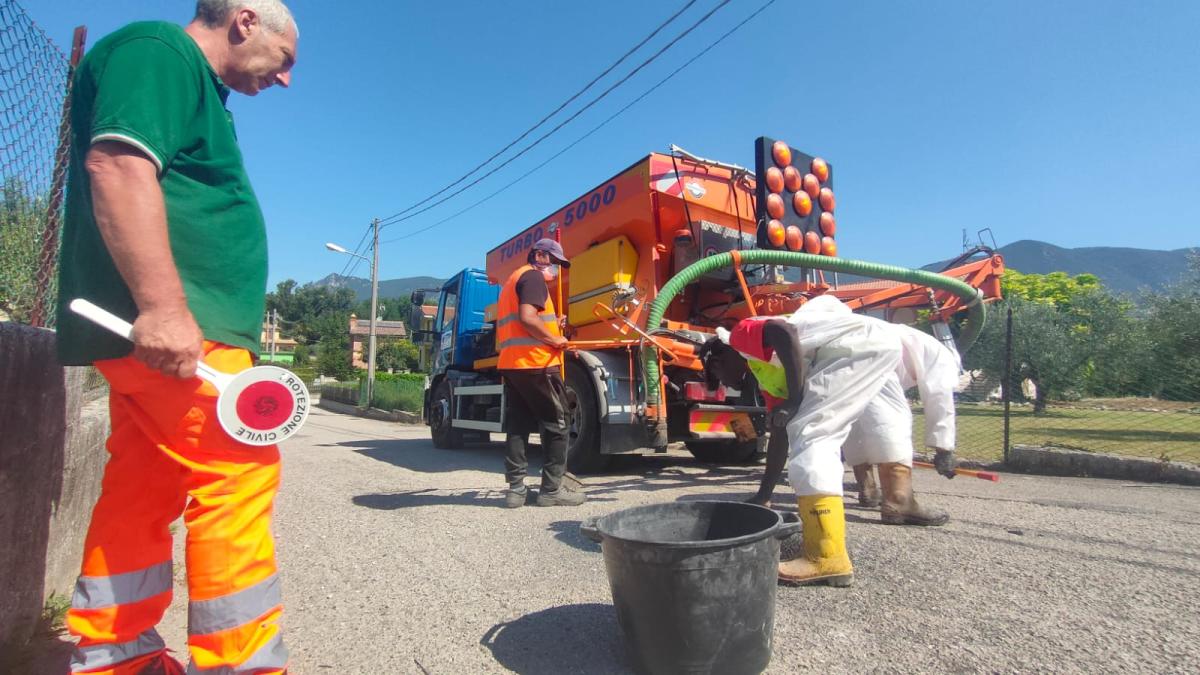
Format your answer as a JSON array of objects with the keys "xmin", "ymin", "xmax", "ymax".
[
  {"xmin": 429, "ymin": 379, "xmax": 464, "ymax": 449},
  {"xmin": 685, "ymin": 438, "xmax": 763, "ymax": 464},
  {"xmin": 564, "ymin": 361, "xmax": 610, "ymax": 474}
]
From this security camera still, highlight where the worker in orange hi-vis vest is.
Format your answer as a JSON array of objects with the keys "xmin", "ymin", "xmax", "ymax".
[
  {"xmin": 54, "ymin": 2, "xmax": 298, "ymax": 673},
  {"xmin": 496, "ymin": 239, "xmax": 587, "ymax": 508}
]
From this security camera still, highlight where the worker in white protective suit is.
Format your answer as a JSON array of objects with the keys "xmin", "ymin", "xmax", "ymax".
[
  {"xmin": 701, "ymin": 294, "xmax": 902, "ymax": 587},
  {"xmin": 838, "ymin": 308, "xmax": 962, "ymax": 525}
]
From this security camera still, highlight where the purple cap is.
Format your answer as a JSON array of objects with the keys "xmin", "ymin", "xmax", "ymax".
[{"xmin": 532, "ymin": 238, "xmax": 571, "ymax": 267}]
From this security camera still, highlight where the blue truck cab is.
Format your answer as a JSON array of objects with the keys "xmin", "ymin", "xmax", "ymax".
[{"xmin": 427, "ymin": 268, "xmax": 499, "ymax": 374}]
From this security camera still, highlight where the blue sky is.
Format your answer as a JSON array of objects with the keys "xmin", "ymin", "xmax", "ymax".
[{"xmin": 28, "ymin": 0, "xmax": 1200, "ymax": 287}]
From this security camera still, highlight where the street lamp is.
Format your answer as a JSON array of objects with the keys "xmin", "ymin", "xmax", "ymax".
[{"xmin": 324, "ymin": 218, "xmax": 381, "ymax": 409}]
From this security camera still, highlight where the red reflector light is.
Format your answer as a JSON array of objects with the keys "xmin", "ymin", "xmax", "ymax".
[
  {"xmin": 812, "ymin": 157, "xmax": 830, "ymax": 183},
  {"xmin": 684, "ymin": 381, "xmax": 726, "ymax": 402},
  {"xmin": 819, "ymin": 187, "xmax": 835, "ymax": 212},
  {"xmin": 820, "ymin": 211, "xmax": 836, "ymax": 236},
  {"xmin": 767, "ymin": 219, "xmax": 786, "ymax": 247},
  {"xmin": 766, "ymin": 193, "xmax": 785, "ymax": 219},
  {"xmin": 772, "ymin": 141, "xmax": 792, "ymax": 168},
  {"xmin": 785, "ymin": 225, "xmax": 802, "ymax": 251},
  {"xmin": 802, "ymin": 173, "xmax": 820, "ymax": 199},
  {"xmin": 804, "ymin": 230, "xmax": 821, "ymax": 254},
  {"xmin": 821, "ymin": 236, "xmax": 838, "ymax": 257},
  {"xmin": 783, "ymin": 165, "xmax": 801, "ymax": 192},
  {"xmin": 793, "ymin": 191, "xmax": 812, "ymax": 217},
  {"xmin": 765, "ymin": 166, "xmax": 784, "ymax": 193}
]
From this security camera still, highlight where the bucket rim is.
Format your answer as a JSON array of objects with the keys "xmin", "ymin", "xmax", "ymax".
[{"xmin": 589, "ymin": 500, "xmax": 784, "ymax": 550}]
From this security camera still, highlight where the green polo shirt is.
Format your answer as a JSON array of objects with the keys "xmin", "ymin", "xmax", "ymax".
[{"xmin": 56, "ymin": 21, "xmax": 268, "ymax": 364}]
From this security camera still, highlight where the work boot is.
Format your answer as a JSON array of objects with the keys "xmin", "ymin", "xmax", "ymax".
[
  {"xmin": 536, "ymin": 486, "xmax": 586, "ymax": 507},
  {"xmin": 878, "ymin": 462, "xmax": 949, "ymax": 526},
  {"xmin": 505, "ymin": 485, "xmax": 528, "ymax": 509},
  {"xmin": 853, "ymin": 463, "xmax": 882, "ymax": 508},
  {"xmin": 778, "ymin": 495, "xmax": 854, "ymax": 587}
]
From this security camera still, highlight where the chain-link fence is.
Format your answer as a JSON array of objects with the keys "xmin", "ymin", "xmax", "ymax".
[
  {"xmin": 947, "ymin": 300, "xmax": 1200, "ymax": 466},
  {"xmin": 0, "ymin": 0, "xmax": 83, "ymax": 327}
]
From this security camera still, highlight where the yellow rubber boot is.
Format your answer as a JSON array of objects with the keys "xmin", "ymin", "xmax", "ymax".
[{"xmin": 778, "ymin": 495, "xmax": 854, "ymax": 587}]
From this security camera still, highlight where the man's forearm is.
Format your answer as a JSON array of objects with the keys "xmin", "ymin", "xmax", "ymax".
[
  {"xmin": 519, "ymin": 306, "xmax": 559, "ymax": 344},
  {"xmin": 87, "ymin": 143, "xmax": 187, "ymax": 313}
]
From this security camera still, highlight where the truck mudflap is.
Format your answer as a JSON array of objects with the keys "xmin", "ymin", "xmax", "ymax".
[{"xmin": 687, "ymin": 403, "xmax": 765, "ymax": 440}]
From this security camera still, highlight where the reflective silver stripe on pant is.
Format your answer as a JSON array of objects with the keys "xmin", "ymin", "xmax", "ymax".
[
  {"xmin": 188, "ymin": 573, "xmax": 282, "ymax": 636},
  {"xmin": 72, "ymin": 560, "xmax": 173, "ymax": 609},
  {"xmin": 498, "ymin": 337, "xmax": 548, "ymax": 350},
  {"xmin": 186, "ymin": 631, "xmax": 288, "ymax": 674},
  {"xmin": 71, "ymin": 629, "xmax": 165, "ymax": 671}
]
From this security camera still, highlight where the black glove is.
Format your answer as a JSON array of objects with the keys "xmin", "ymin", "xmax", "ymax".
[{"xmin": 933, "ymin": 448, "xmax": 957, "ymax": 479}]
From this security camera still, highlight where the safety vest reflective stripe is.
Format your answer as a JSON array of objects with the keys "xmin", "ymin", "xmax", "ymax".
[
  {"xmin": 71, "ymin": 561, "xmax": 172, "ymax": 609},
  {"xmin": 188, "ymin": 574, "xmax": 282, "ymax": 636},
  {"xmin": 498, "ymin": 337, "xmax": 550, "ymax": 350},
  {"xmin": 495, "ymin": 313, "xmax": 557, "ymax": 328},
  {"xmin": 71, "ymin": 629, "xmax": 165, "ymax": 671},
  {"xmin": 185, "ymin": 631, "xmax": 289, "ymax": 675}
]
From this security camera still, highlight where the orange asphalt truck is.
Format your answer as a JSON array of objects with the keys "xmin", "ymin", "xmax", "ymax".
[{"xmin": 413, "ymin": 137, "xmax": 1004, "ymax": 472}]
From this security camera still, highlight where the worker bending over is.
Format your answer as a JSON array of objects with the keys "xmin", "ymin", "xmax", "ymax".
[
  {"xmin": 844, "ymin": 319, "xmax": 961, "ymax": 526},
  {"xmin": 701, "ymin": 295, "xmax": 902, "ymax": 586}
]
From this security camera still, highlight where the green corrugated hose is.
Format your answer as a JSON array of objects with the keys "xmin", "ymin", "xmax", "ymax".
[{"xmin": 643, "ymin": 250, "xmax": 986, "ymax": 406}]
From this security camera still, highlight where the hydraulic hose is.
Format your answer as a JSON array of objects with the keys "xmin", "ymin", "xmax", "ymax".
[{"xmin": 643, "ymin": 250, "xmax": 986, "ymax": 406}]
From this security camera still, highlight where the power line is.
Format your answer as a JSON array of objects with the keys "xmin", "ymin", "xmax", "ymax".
[
  {"xmin": 337, "ymin": 222, "xmax": 374, "ymax": 278},
  {"xmin": 382, "ymin": 0, "xmax": 778, "ymax": 245},
  {"xmin": 377, "ymin": 0, "xmax": 734, "ymax": 229},
  {"xmin": 377, "ymin": 0, "xmax": 700, "ymax": 224}
]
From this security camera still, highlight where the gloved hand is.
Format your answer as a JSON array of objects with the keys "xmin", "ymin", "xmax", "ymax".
[{"xmin": 933, "ymin": 448, "xmax": 957, "ymax": 479}]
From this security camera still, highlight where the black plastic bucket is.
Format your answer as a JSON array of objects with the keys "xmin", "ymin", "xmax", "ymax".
[{"xmin": 581, "ymin": 501, "xmax": 800, "ymax": 675}]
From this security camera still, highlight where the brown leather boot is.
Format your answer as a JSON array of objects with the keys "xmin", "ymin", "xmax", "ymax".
[
  {"xmin": 853, "ymin": 463, "xmax": 881, "ymax": 508},
  {"xmin": 879, "ymin": 462, "xmax": 949, "ymax": 526}
]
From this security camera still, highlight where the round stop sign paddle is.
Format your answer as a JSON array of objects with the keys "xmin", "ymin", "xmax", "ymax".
[{"xmin": 70, "ymin": 299, "xmax": 310, "ymax": 446}]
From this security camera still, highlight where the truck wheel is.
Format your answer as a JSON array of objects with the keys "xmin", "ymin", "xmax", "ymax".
[
  {"xmin": 685, "ymin": 438, "xmax": 763, "ymax": 464},
  {"xmin": 564, "ymin": 362, "xmax": 610, "ymax": 474},
  {"xmin": 429, "ymin": 380, "xmax": 464, "ymax": 449}
]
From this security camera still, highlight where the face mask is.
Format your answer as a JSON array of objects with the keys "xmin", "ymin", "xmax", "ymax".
[{"xmin": 539, "ymin": 264, "xmax": 560, "ymax": 281}]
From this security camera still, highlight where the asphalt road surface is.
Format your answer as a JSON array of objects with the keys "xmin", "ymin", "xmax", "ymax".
[{"xmin": 40, "ymin": 406, "xmax": 1200, "ymax": 673}]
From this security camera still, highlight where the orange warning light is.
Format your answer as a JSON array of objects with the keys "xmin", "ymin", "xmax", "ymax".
[
  {"xmin": 793, "ymin": 191, "xmax": 812, "ymax": 217},
  {"xmin": 821, "ymin": 236, "xmax": 837, "ymax": 257},
  {"xmin": 819, "ymin": 187, "xmax": 835, "ymax": 212},
  {"xmin": 783, "ymin": 165, "xmax": 802, "ymax": 192},
  {"xmin": 766, "ymin": 167, "xmax": 784, "ymax": 193},
  {"xmin": 819, "ymin": 211, "xmax": 836, "ymax": 236},
  {"xmin": 772, "ymin": 141, "xmax": 792, "ymax": 169},
  {"xmin": 766, "ymin": 193, "xmax": 785, "ymax": 220},
  {"xmin": 803, "ymin": 230, "xmax": 821, "ymax": 254},
  {"xmin": 785, "ymin": 225, "xmax": 803, "ymax": 251},
  {"xmin": 812, "ymin": 157, "xmax": 830, "ymax": 183},
  {"xmin": 802, "ymin": 173, "xmax": 820, "ymax": 199},
  {"xmin": 766, "ymin": 219, "xmax": 786, "ymax": 247}
]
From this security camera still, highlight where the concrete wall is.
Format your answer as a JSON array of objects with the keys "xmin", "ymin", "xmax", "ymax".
[{"xmin": 0, "ymin": 323, "xmax": 108, "ymax": 647}]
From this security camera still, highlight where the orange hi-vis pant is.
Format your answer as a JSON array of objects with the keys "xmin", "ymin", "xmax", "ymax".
[{"xmin": 67, "ymin": 342, "xmax": 287, "ymax": 675}]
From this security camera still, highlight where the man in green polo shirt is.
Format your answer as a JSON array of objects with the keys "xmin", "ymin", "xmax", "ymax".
[{"xmin": 56, "ymin": 2, "xmax": 298, "ymax": 674}]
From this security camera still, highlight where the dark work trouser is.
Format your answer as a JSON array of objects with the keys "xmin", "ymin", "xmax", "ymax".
[{"xmin": 500, "ymin": 368, "xmax": 569, "ymax": 492}]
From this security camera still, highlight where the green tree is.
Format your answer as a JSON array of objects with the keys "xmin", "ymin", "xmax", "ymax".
[
  {"xmin": 376, "ymin": 339, "xmax": 420, "ymax": 372},
  {"xmin": 291, "ymin": 342, "xmax": 311, "ymax": 365},
  {"xmin": 265, "ymin": 280, "xmax": 355, "ymax": 345},
  {"xmin": 1139, "ymin": 254, "xmax": 1200, "ymax": 401},
  {"xmin": 0, "ymin": 179, "xmax": 49, "ymax": 322},
  {"xmin": 316, "ymin": 336, "xmax": 354, "ymax": 381},
  {"xmin": 964, "ymin": 270, "xmax": 1122, "ymax": 413}
]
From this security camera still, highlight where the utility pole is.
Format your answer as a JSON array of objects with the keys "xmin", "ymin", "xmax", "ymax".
[
  {"xmin": 270, "ymin": 308, "xmax": 278, "ymax": 361},
  {"xmin": 366, "ymin": 218, "xmax": 380, "ymax": 408}
]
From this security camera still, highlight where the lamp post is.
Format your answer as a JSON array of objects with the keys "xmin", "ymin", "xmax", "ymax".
[{"xmin": 325, "ymin": 218, "xmax": 381, "ymax": 407}]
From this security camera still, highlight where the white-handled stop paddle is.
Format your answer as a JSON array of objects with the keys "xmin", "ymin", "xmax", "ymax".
[{"xmin": 70, "ymin": 299, "xmax": 310, "ymax": 446}]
